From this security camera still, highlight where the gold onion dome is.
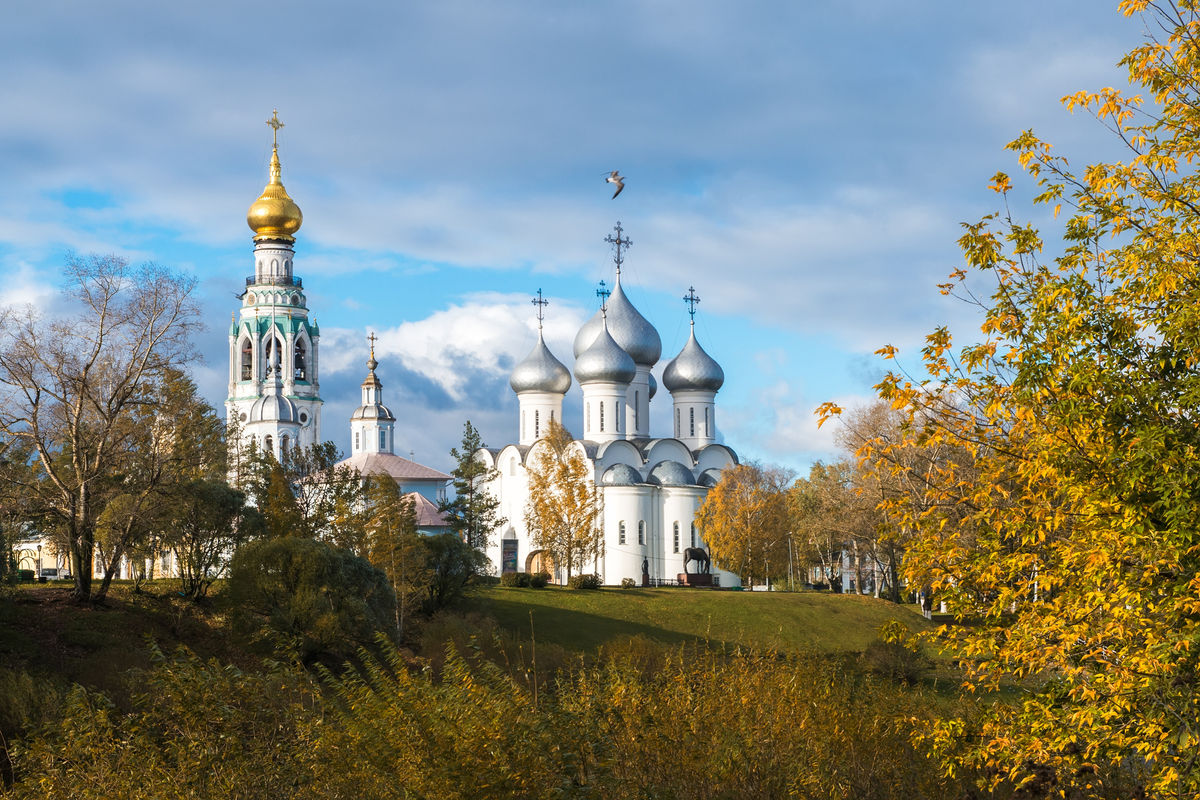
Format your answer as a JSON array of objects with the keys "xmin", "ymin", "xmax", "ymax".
[{"xmin": 246, "ymin": 146, "xmax": 303, "ymax": 240}]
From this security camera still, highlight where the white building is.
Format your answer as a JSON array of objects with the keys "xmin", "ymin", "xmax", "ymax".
[
  {"xmin": 334, "ymin": 341, "xmax": 452, "ymax": 535},
  {"xmin": 478, "ymin": 226, "xmax": 740, "ymax": 586}
]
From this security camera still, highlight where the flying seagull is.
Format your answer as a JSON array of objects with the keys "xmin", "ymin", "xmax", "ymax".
[{"xmin": 605, "ymin": 170, "xmax": 625, "ymax": 199}]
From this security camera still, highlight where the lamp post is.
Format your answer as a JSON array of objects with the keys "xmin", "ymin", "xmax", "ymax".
[{"xmin": 36, "ymin": 543, "xmax": 42, "ymax": 579}]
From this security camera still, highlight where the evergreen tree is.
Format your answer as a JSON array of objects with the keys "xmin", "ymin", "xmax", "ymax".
[{"xmin": 438, "ymin": 421, "xmax": 505, "ymax": 553}]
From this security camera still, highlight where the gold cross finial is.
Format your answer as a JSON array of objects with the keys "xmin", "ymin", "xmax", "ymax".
[
  {"xmin": 266, "ymin": 109, "xmax": 284, "ymax": 148},
  {"xmin": 367, "ymin": 331, "xmax": 378, "ymax": 358}
]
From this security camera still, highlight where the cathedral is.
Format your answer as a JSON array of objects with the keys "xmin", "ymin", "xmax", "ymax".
[{"xmin": 478, "ymin": 228, "xmax": 741, "ymax": 587}]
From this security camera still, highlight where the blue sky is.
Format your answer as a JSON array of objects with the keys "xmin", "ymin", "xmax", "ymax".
[{"xmin": 0, "ymin": 2, "xmax": 1142, "ymax": 474}]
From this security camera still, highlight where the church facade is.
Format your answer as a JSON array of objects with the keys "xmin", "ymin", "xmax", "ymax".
[{"xmin": 478, "ymin": 228, "xmax": 740, "ymax": 587}]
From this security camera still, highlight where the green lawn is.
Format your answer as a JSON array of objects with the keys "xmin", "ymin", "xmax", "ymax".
[{"xmin": 461, "ymin": 586, "xmax": 932, "ymax": 655}]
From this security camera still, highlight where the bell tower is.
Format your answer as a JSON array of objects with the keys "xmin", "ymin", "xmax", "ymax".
[{"xmin": 226, "ymin": 111, "xmax": 323, "ymax": 459}]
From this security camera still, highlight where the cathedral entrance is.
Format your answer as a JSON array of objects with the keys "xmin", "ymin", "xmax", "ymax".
[{"xmin": 525, "ymin": 550, "xmax": 556, "ymax": 583}]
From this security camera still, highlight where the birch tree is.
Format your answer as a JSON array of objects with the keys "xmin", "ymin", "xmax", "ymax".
[
  {"xmin": 523, "ymin": 419, "xmax": 601, "ymax": 582},
  {"xmin": 0, "ymin": 256, "xmax": 199, "ymax": 602}
]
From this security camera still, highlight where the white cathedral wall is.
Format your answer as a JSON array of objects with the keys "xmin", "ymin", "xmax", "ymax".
[
  {"xmin": 516, "ymin": 392, "xmax": 565, "ymax": 446},
  {"xmin": 625, "ymin": 368, "xmax": 653, "ymax": 439},
  {"xmin": 580, "ymin": 383, "xmax": 627, "ymax": 442},
  {"xmin": 600, "ymin": 485, "xmax": 650, "ymax": 584}
]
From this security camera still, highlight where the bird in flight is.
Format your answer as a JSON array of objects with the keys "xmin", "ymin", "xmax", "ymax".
[{"xmin": 605, "ymin": 170, "xmax": 625, "ymax": 199}]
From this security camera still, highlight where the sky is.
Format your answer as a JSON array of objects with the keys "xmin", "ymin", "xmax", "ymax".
[{"xmin": 0, "ymin": 1, "xmax": 1146, "ymax": 476}]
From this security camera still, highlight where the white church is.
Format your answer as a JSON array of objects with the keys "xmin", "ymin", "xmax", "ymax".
[{"xmin": 477, "ymin": 227, "xmax": 741, "ymax": 587}]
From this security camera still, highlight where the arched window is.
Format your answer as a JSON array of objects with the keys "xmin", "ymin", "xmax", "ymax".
[
  {"xmin": 676, "ymin": 408, "xmax": 680, "ymax": 437},
  {"xmin": 689, "ymin": 408, "xmax": 695, "ymax": 437},
  {"xmin": 294, "ymin": 339, "xmax": 307, "ymax": 380},
  {"xmin": 280, "ymin": 435, "xmax": 289, "ymax": 456},
  {"xmin": 637, "ymin": 520, "xmax": 646, "ymax": 546},
  {"xmin": 535, "ymin": 409, "xmax": 540, "ymax": 438},
  {"xmin": 264, "ymin": 435, "xmax": 274, "ymax": 455},
  {"xmin": 354, "ymin": 431, "xmax": 360, "ymax": 451},
  {"xmin": 705, "ymin": 407, "xmax": 710, "ymax": 436},
  {"xmin": 617, "ymin": 401, "xmax": 622, "ymax": 432},
  {"xmin": 691, "ymin": 522, "xmax": 697, "ymax": 549},
  {"xmin": 240, "ymin": 339, "xmax": 252, "ymax": 380},
  {"xmin": 618, "ymin": 521, "xmax": 626, "ymax": 545},
  {"xmin": 379, "ymin": 430, "xmax": 387, "ymax": 451},
  {"xmin": 673, "ymin": 522, "xmax": 680, "ymax": 553},
  {"xmin": 599, "ymin": 402, "xmax": 604, "ymax": 432},
  {"xmin": 265, "ymin": 337, "xmax": 282, "ymax": 376},
  {"xmin": 634, "ymin": 391, "xmax": 639, "ymax": 429}
]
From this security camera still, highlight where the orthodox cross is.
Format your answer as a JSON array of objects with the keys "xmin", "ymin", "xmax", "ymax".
[
  {"xmin": 367, "ymin": 331, "xmax": 378, "ymax": 358},
  {"xmin": 683, "ymin": 286, "xmax": 700, "ymax": 323},
  {"xmin": 532, "ymin": 288, "xmax": 549, "ymax": 328},
  {"xmin": 604, "ymin": 221, "xmax": 632, "ymax": 274},
  {"xmin": 596, "ymin": 279, "xmax": 611, "ymax": 311},
  {"xmin": 266, "ymin": 109, "xmax": 284, "ymax": 147}
]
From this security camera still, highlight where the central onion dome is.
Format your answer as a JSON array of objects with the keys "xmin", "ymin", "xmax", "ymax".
[
  {"xmin": 573, "ymin": 277, "xmax": 662, "ymax": 367},
  {"xmin": 247, "ymin": 146, "xmax": 303, "ymax": 240},
  {"xmin": 574, "ymin": 319, "xmax": 636, "ymax": 385},
  {"xmin": 663, "ymin": 328, "xmax": 724, "ymax": 392},
  {"xmin": 510, "ymin": 330, "xmax": 572, "ymax": 394}
]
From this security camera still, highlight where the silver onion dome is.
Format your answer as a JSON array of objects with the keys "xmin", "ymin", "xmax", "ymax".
[
  {"xmin": 573, "ymin": 278, "xmax": 662, "ymax": 367},
  {"xmin": 510, "ymin": 330, "xmax": 572, "ymax": 394},
  {"xmin": 574, "ymin": 320, "xmax": 636, "ymax": 385},
  {"xmin": 662, "ymin": 328, "xmax": 724, "ymax": 393},
  {"xmin": 646, "ymin": 460, "xmax": 696, "ymax": 486},
  {"xmin": 602, "ymin": 463, "xmax": 643, "ymax": 485},
  {"xmin": 648, "ymin": 371, "xmax": 657, "ymax": 400}
]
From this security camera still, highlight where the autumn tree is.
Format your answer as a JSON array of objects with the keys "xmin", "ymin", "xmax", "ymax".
[
  {"xmin": 818, "ymin": 3, "xmax": 1200, "ymax": 795},
  {"xmin": 695, "ymin": 463, "xmax": 791, "ymax": 586},
  {"xmin": 0, "ymin": 256, "xmax": 200, "ymax": 601},
  {"xmin": 438, "ymin": 421, "xmax": 505, "ymax": 553},
  {"xmin": 363, "ymin": 475, "xmax": 425, "ymax": 638},
  {"xmin": 239, "ymin": 441, "xmax": 362, "ymax": 539},
  {"xmin": 523, "ymin": 419, "xmax": 601, "ymax": 582}
]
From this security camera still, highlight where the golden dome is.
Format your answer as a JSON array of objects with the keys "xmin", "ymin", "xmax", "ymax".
[{"xmin": 246, "ymin": 146, "xmax": 303, "ymax": 240}]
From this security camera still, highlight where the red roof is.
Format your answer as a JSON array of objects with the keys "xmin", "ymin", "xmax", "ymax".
[{"xmin": 336, "ymin": 452, "xmax": 451, "ymax": 482}]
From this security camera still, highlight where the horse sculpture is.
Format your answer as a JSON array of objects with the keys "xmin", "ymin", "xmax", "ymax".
[{"xmin": 682, "ymin": 547, "xmax": 711, "ymax": 575}]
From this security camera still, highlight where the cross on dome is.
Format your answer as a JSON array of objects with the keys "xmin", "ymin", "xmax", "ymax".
[
  {"xmin": 683, "ymin": 286, "xmax": 701, "ymax": 325},
  {"xmin": 595, "ymin": 279, "xmax": 611, "ymax": 311},
  {"xmin": 266, "ymin": 109, "xmax": 284, "ymax": 147},
  {"xmin": 604, "ymin": 221, "xmax": 632, "ymax": 275},
  {"xmin": 532, "ymin": 288, "xmax": 549, "ymax": 328}
]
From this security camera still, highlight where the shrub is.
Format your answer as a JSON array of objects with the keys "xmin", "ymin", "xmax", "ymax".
[
  {"xmin": 567, "ymin": 573, "xmax": 600, "ymax": 590},
  {"xmin": 225, "ymin": 537, "xmax": 396, "ymax": 665},
  {"xmin": 861, "ymin": 621, "xmax": 930, "ymax": 685},
  {"xmin": 620, "ymin": 577, "xmax": 637, "ymax": 589},
  {"xmin": 529, "ymin": 571, "xmax": 550, "ymax": 588},
  {"xmin": 500, "ymin": 571, "xmax": 530, "ymax": 588},
  {"xmin": 422, "ymin": 534, "xmax": 488, "ymax": 613}
]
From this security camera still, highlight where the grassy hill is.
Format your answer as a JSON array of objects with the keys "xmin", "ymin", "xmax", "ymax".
[
  {"xmin": 0, "ymin": 582, "xmax": 930, "ymax": 705},
  {"xmin": 458, "ymin": 585, "xmax": 931, "ymax": 655}
]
